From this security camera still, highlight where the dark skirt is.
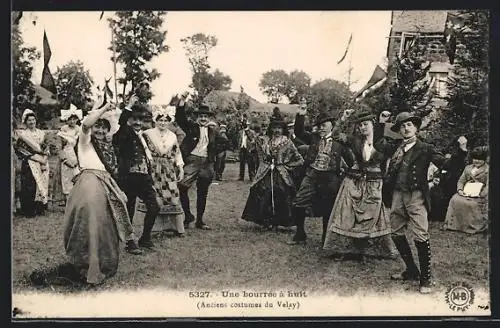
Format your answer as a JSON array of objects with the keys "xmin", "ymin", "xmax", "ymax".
[
  {"xmin": 20, "ymin": 160, "xmax": 46, "ymax": 217},
  {"xmin": 241, "ymin": 170, "xmax": 296, "ymax": 227}
]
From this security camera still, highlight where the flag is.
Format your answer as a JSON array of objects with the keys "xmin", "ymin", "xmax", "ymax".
[
  {"xmin": 40, "ymin": 30, "xmax": 57, "ymax": 94},
  {"xmin": 443, "ymin": 12, "xmax": 464, "ymax": 65},
  {"xmin": 354, "ymin": 65, "xmax": 387, "ymax": 99},
  {"xmin": 337, "ymin": 34, "xmax": 353, "ymax": 64},
  {"xmin": 13, "ymin": 11, "xmax": 23, "ymax": 25},
  {"xmin": 99, "ymin": 11, "xmax": 105, "ymax": 20},
  {"xmin": 104, "ymin": 78, "xmax": 114, "ymax": 98}
]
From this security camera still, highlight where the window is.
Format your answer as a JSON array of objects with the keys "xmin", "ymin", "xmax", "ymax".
[
  {"xmin": 429, "ymin": 72, "xmax": 448, "ymax": 98},
  {"xmin": 399, "ymin": 32, "xmax": 418, "ymax": 57}
]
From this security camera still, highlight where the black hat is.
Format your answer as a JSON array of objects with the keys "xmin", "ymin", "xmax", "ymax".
[
  {"xmin": 269, "ymin": 107, "xmax": 286, "ymax": 129},
  {"xmin": 470, "ymin": 146, "xmax": 488, "ymax": 160},
  {"xmin": 129, "ymin": 103, "xmax": 149, "ymax": 118},
  {"xmin": 391, "ymin": 111, "xmax": 422, "ymax": 132},
  {"xmin": 351, "ymin": 109, "xmax": 376, "ymax": 124},
  {"xmin": 314, "ymin": 111, "xmax": 335, "ymax": 126},
  {"xmin": 194, "ymin": 104, "xmax": 215, "ymax": 116}
]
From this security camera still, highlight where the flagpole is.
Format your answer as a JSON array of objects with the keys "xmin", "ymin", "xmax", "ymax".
[{"xmin": 111, "ymin": 23, "xmax": 118, "ymax": 104}]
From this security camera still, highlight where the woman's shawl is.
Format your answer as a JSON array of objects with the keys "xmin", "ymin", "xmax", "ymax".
[{"xmin": 253, "ymin": 135, "xmax": 304, "ymax": 188}]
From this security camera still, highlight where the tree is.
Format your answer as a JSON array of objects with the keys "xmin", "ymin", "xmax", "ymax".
[
  {"xmin": 108, "ymin": 11, "xmax": 168, "ymax": 104},
  {"xmin": 236, "ymin": 85, "xmax": 251, "ymax": 111},
  {"xmin": 12, "ymin": 22, "xmax": 41, "ymax": 121},
  {"xmin": 306, "ymin": 78, "xmax": 353, "ymax": 121},
  {"xmin": 388, "ymin": 35, "xmax": 434, "ymax": 117},
  {"xmin": 286, "ymin": 70, "xmax": 312, "ymax": 104},
  {"xmin": 54, "ymin": 60, "xmax": 94, "ymax": 111},
  {"xmin": 437, "ymin": 10, "xmax": 489, "ymax": 148},
  {"xmin": 258, "ymin": 69, "xmax": 289, "ymax": 103},
  {"xmin": 181, "ymin": 33, "xmax": 232, "ymax": 106},
  {"xmin": 258, "ymin": 69, "xmax": 311, "ymax": 103}
]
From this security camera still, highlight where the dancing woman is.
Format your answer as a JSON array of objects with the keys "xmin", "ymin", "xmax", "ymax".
[
  {"xmin": 135, "ymin": 106, "xmax": 186, "ymax": 237},
  {"xmin": 14, "ymin": 109, "xmax": 50, "ymax": 217},
  {"xmin": 323, "ymin": 109, "xmax": 396, "ymax": 261},
  {"xmin": 56, "ymin": 106, "xmax": 83, "ymax": 203},
  {"xmin": 241, "ymin": 108, "xmax": 304, "ymax": 229}
]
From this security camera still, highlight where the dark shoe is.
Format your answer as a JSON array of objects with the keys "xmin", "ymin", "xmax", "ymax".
[
  {"xmin": 391, "ymin": 235, "xmax": 420, "ymax": 280},
  {"xmin": 332, "ymin": 254, "xmax": 345, "ymax": 261},
  {"xmin": 184, "ymin": 213, "xmax": 195, "ymax": 228},
  {"xmin": 286, "ymin": 238, "xmax": 306, "ymax": 245},
  {"xmin": 174, "ymin": 232, "xmax": 185, "ymax": 238},
  {"xmin": 125, "ymin": 240, "xmax": 143, "ymax": 255},
  {"xmin": 138, "ymin": 238, "xmax": 155, "ymax": 249},
  {"xmin": 390, "ymin": 270, "xmax": 420, "ymax": 281},
  {"xmin": 415, "ymin": 239, "xmax": 433, "ymax": 294},
  {"xmin": 195, "ymin": 222, "xmax": 211, "ymax": 230}
]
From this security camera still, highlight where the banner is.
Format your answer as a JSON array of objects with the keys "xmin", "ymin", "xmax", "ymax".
[
  {"xmin": 354, "ymin": 65, "xmax": 387, "ymax": 99},
  {"xmin": 337, "ymin": 33, "xmax": 353, "ymax": 64},
  {"xmin": 40, "ymin": 31, "xmax": 57, "ymax": 94}
]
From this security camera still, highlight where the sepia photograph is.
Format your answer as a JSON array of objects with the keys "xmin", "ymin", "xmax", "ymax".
[{"xmin": 11, "ymin": 9, "xmax": 490, "ymax": 318}]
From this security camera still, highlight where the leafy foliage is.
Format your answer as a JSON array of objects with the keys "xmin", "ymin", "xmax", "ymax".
[
  {"xmin": 258, "ymin": 69, "xmax": 311, "ymax": 104},
  {"xmin": 108, "ymin": 11, "xmax": 168, "ymax": 104},
  {"xmin": 438, "ymin": 10, "xmax": 489, "ymax": 148},
  {"xmin": 12, "ymin": 23, "xmax": 41, "ymax": 121},
  {"xmin": 54, "ymin": 60, "xmax": 94, "ymax": 112},
  {"xmin": 181, "ymin": 33, "xmax": 232, "ymax": 107},
  {"xmin": 305, "ymin": 78, "xmax": 353, "ymax": 122},
  {"xmin": 236, "ymin": 86, "xmax": 251, "ymax": 111},
  {"xmin": 388, "ymin": 36, "xmax": 433, "ymax": 117}
]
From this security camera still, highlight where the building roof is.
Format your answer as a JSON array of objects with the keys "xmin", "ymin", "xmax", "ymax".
[
  {"xmin": 33, "ymin": 84, "xmax": 58, "ymax": 105},
  {"xmin": 391, "ymin": 11, "xmax": 449, "ymax": 33}
]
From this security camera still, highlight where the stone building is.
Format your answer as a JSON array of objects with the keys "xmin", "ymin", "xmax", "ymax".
[
  {"xmin": 386, "ymin": 10, "xmax": 457, "ymax": 99},
  {"xmin": 386, "ymin": 10, "xmax": 464, "ymax": 128}
]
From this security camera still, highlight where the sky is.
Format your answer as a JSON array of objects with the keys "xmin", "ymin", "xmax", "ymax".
[{"xmin": 19, "ymin": 11, "xmax": 392, "ymax": 105}]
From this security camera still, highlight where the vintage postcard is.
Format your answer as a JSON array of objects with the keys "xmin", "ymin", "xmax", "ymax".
[{"xmin": 11, "ymin": 10, "xmax": 490, "ymax": 318}]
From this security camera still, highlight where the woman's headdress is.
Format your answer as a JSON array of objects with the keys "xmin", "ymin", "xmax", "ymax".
[
  {"xmin": 21, "ymin": 108, "xmax": 35, "ymax": 123},
  {"xmin": 60, "ymin": 104, "xmax": 83, "ymax": 121},
  {"xmin": 82, "ymin": 93, "xmax": 121, "ymax": 135},
  {"xmin": 151, "ymin": 105, "xmax": 176, "ymax": 122}
]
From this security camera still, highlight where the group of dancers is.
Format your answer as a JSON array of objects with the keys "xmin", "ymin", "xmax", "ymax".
[{"xmin": 23, "ymin": 90, "xmax": 487, "ymax": 295}]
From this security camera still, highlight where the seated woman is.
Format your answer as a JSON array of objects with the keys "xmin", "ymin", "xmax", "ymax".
[{"xmin": 443, "ymin": 146, "xmax": 489, "ymax": 234}]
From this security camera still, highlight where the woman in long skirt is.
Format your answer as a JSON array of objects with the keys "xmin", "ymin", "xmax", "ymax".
[
  {"xmin": 323, "ymin": 109, "xmax": 396, "ymax": 261},
  {"xmin": 56, "ymin": 107, "xmax": 82, "ymax": 204},
  {"xmin": 135, "ymin": 106, "xmax": 186, "ymax": 237},
  {"xmin": 241, "ymin": 108, "xmax": 304, "ymax": 229},
  {"xmin": 443, "ymin": 146, "xmax": 489, "ymax": 234},
  {"xmin": 14, "ymin": 109, "xmax": 50, "ymax": 217}
]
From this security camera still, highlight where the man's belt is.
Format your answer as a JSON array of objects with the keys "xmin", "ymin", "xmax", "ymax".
[{"xmin": 346, "ymin": 169, "xmax": 383, "ymax": 181}]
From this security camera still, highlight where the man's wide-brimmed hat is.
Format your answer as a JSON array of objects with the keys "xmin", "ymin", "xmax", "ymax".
[
  {"xmin": 351, "ymin": 109, "xmax": 376, "ymax": 124},
  {"xmin": 269, "ymin": 107, "xmax": 287, "ymax": 129},
  {"xmin": 391, "ymin": 111, "xmax": 422, "ymax": 132},
  {"xmin": 314, "ymin": 111, "xmax": 335, "ymax": 126},
  {"xmin": 127, "ymin": 103, "xmax": 149, "ymax": 118},
  {"xmin": 194, "ymin": 104, "xmax": 215, "ymax": 116},
  {"xmin": 470, "ymin": 146, "xmax": 488, "ymax": 160}
]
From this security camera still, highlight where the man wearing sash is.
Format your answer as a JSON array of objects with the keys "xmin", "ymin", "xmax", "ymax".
[{"xmin": 113, "ymin": 96, "xmax": 159, "ymax": 249}]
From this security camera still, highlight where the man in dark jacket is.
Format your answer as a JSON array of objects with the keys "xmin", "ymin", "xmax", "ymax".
[
  {"xmin": 175, "ymin": 99, "xmax": 220, "ymax": 230},
  {"xmin": 214, "ymin": 124, "xmax": 231, "ymax": 181},
  {"xmin": 287, "ymin": 105, "xmax": 351, "ymax": 246},
  {"xmin": 237, "ymin": 120, "xmax": 258, "ymax": 181},
  {"xmin": 375, "ymin": 111, "xmax": 457, "ymax": 294},
  {"xmin": 112, "ymin": 98, "xmax": 159, "ymax": 249}
]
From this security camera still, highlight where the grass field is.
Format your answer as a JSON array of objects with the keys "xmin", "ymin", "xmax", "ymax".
[{"xmin": 12, "ymin": 162, "xmax": 489, "ymax": 297}]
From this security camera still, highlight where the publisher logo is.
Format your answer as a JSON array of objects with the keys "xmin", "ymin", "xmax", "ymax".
[{"xmin": 445, "ymin": 282, "xmax": 474, "ymax": 312}]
